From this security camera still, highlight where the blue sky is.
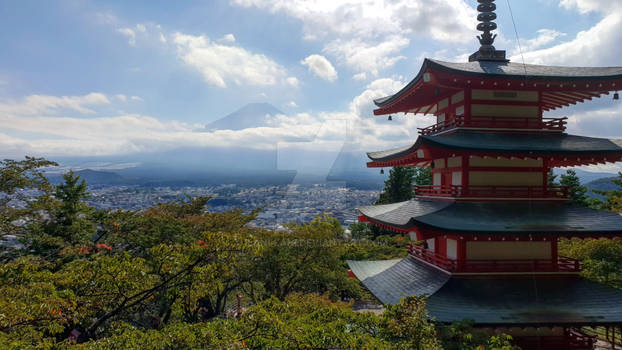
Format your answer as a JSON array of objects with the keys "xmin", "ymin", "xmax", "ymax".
[{"xmin": 1, "ymin": 0, "xmax": 622, "ymax": 172}]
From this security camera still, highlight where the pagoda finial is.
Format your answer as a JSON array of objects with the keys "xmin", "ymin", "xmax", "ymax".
[{"xmin": 469, "ymin": 0, "xmax": 508, "ymax": 62}]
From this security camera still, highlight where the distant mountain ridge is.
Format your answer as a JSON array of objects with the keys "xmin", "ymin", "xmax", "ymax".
[{"xmin": 204, "ymin": 103, "xmax": 283, "ymax": 131}]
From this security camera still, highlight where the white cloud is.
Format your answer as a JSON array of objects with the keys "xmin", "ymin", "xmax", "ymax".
[
  {"xmin": 115, "ymin": 22, "xmax": 167, "ymax": 46},
  {"xmin": 115, "ymin": 94, "xmax": 127, "ymax": 102},
  {"xmin": 117, "ymin": 27, "xmax": 136, "ymax": 46},
  {"xmin": 515, "ymin": 12, "xmax": 622, "ymax": 66},
  {"xmin": 0, "ymin": 93, "xmax": 110, "ymax": 115},
  {"xmin": 519, "ymin": 29, "xmax": 567, "ymax": 52},
  {"xmin": 285, "ymin": 76, "xmax": 299, "ymax": 88},
  {"xmin": 324, "ymin": 36, "xmax": 408, "ymax": 78},
  {"xmin": 130, "ymin": 96, "xmax": 144, "ymax": 102},
  {"xmin": 286, "ymin": 101, "xmax": 298, "ymax": 108},
  {"xmin": 559, "ymin": 0, "xmax": 622, "ymax": 14},
  {"xmin": 219, "ymin": 33, "xmax": 236, "ymax": 43},
  {"xmin": 230, "ymin": 0, "xmax": 476, "ymax": 75},
  {"xmin": 352, "ymin": 72, "xmax": 367, "ymax": 81},
  {"xmin": 301, "ymin": 55, "xmax": 338, "ymax": 82},
  {"xmin": 173, "ymin": 33, "xmax": 288, "ymax": 88},
  {"xmin": 0, "ymin": 80, "xmax": 434, "ymax": 158}
]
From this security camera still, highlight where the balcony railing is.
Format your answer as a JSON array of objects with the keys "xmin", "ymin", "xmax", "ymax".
[
  {"xmin": 418, "ymin": 116, "xmax": 567, "ymax": 135},
  {"xmin": 414, "ymin": 185, "xmax": 569, "ymax": 200},
  {"xmin": 409, "ymin": 244, "xmax": 582, "ymax": 273}
]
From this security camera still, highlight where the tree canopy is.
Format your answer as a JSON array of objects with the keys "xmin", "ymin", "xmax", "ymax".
[{"xmin": 0, "ymin": 158, "xmax": 517, "ymax": 349}]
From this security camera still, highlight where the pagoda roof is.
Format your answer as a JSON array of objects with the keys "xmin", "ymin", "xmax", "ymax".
[
  {"xmin": 348, "ymin": 258, "xmax": 622, "ymax": 326},
  {"xmin": 373, "ymin": 59, "xmax": 622, "ymax": 115},
  {"xmin": 358, "ymin": 200, "xmax": 622, "ymax": 236},
  {"xmin": 367, "ymin": 131, "xmax": 622, "ymax": 166}
]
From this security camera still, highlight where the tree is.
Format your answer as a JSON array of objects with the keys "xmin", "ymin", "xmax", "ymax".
[
  {"xmin": 592, "ymin": 172, "xmax": 622, "ymax": 212},
  {"xmin": 377, "ymin": 167, "xmax": 415, "ymax": 205},
  {"xmin": 27, "ymin": 171, "xmax": 96, "ymax": 258},
  {"xmin": 380, "ymin": 295, "xmax": 442, "ymax": 350},
  {"xmin": 349, "ymin": 221, "xmax": 373, "ymax": 239},
  {"xmin": 249, "ymin": 215, "xmax": 361, "ymax": 301},
  {"xmin": 559, "ymin": 169, "xmax": 588, "ymax": 206},
  {"xmin": 0, "ymin": 157, "xmax": 57, "ymax": 247},
  {"xmin": 560, "ymin": 238, "xmax": 622, "ymax": 288},
  {"xmin": 414, "ymin": 166, "xmax": 432, "ymax": 186}
]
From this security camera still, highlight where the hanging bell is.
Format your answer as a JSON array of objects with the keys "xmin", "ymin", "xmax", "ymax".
[
  {"xmin": 380, "ymin": 169, "xmax": 385, "ymax": 174},
  {"xmin": 614, "ymin": 92, "xmax": 619, "ymax": 100},
  {"xmin": 388, "ymin": 115, "xmax": 393, "ymax": 121}
]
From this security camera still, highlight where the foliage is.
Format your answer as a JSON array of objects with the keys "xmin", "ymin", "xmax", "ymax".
[
  {"xmin": 0, "ymin": 157, "xmax": 57, "ymax": 257},
  {"xmin": 380, "ymin": 295, "xmax": 442, "ymax": 350},
  {"xmin": 438, "ymin": 320, "xmax": 519, "ymax": 350},
  {"xmin": 0, "ymin": 157, "xmax": 522, "ymax": 349},
  {"xmin": 349, "ymin": 221, "xmax": 374, "ymax": 239},
  {"xmin": 560, "ymin": 238, "xmax": 622, "ymax": 288},
  {"xmin": 559, "ymin": 169, "xmax": 589, "ymax": 207},
  {"xmin": 414, "ymin": 166, "xmax": 432, "ymax": 186},
  {"xmin": 592, "ymin": 172, "xmax": 622, "ymax": 212},
  {"xmin": 249, "ymin": 215, "xmax": 362, "ymax": 301},
  {"xmin": 377, "ymin": 166, "xmax": 416, "ymax": 205}
]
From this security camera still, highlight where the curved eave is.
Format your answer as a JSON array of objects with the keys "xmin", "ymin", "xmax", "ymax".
[
  {"xmin": 359, "ymin": 201, "xmax": 622, "ymax": 237},
  {"xmin": 374, "ymin": 58, "xmax": 622, "ymax": 116},
  {"xmin": 366, "ymin": 132, "xmax": 622, "ymax": 168}
]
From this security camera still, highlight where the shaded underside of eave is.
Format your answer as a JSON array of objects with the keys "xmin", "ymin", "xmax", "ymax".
[
  {"xmin": 366, "ymin": 131, "xmax": 622, "ymax": 163},
  {"xmin": 358, "ymin": 200, "xmax": 622, "ymax": 236},
  {"xmin": 374, "ymin": 58, "xmax": 622, "ymax": 109}
]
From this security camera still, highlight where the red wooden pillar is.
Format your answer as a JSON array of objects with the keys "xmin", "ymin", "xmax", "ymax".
[
  {"xmin": 461, "ymin": 155, "xmax": 469, "ymax": 189},
  {"xmin": 457, "ymin": 237, "xmax": 467, "ymax": 272}
]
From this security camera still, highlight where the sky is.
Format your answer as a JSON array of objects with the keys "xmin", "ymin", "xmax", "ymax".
[{"xmin": 1, "ymin": 0, "xmax": 622, "ymax": 172}]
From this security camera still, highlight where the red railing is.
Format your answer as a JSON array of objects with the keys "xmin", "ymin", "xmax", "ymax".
[
  {"xmin": 409, "ymin": 243, "xmax": 457, "ymax": 272},
  {"xmin": 414, "ymin": 185, "xmax": 569, "ymax": 199},
  {"xmin": 418, "ymin": 116, "xmax": 567, "ymax": 135},
  {"xmin": 408, "ymin": 244, "xmax": 582, "ymax": 273}
]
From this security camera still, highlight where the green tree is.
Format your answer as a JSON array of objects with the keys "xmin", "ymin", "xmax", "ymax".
[
  {"xmin": 560, "ymin": 238, "xmax": 622, "ymax": 288},
  {"xmin": 377, "ymin": 167, "xmax": 415, "ymax": 204},
  {"xmin": 380, "ymin": 295, "xmax": 442, "ymax": 350},
  {"xmin": 592, "ymin": 172, "xmax": 622, "ymax": 212},
  {"xmin": 249, "ymin": 215, "xmax": 361, "ymax": 301},
  {"xmin": 349, "ymin": 221, "xmax": 373, "ymax": 239},
  {"xmin": 414, "ymin": 166, "xmax": 432, "ymax": 186},
  {"xmin": 28, "ymin": 171, "xmax": 96, "ymax": 258},
  {"xmin": 560, "ymin": 169, "xmax": 588, "ymax": 206},
  {"xmin": 0, "ymin": 157, "xmax": 57, "ymax": 248}
]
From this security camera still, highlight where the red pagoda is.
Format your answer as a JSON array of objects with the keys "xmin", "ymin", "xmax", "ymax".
[{"xmin": 347, "ymin": 1, "xmax": 622, "ymax": 349}]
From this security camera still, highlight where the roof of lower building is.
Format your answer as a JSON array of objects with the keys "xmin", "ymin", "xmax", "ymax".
[
  {"xmin": 358, "ymin": 200, "xmax": 622, "ymax": 235},
  {"xmin": 367, "ymin": 131, "xmax": 622, "ymax": 162},
  {"xmin": 347, "ymin": 258, "xmax": 450, "ymax": 305},
  {"xmin": 347, "ymin": 258, "xmax": 622, "ymax": 326}
]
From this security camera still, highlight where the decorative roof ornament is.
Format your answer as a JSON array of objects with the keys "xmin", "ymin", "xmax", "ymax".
[{"xmin": 469, "ymin": 0, "xmax": 509, "ymax": 62}]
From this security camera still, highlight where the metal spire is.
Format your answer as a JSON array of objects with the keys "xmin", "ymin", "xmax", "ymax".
[{"xmin": 469, "ymin": 0, "xmax": 508, "ymax": 62}]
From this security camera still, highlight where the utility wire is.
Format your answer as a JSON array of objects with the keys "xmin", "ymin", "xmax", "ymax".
[{"xmin": 506, "ymin": 0, "xmax": 528, "ymax": 77}]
